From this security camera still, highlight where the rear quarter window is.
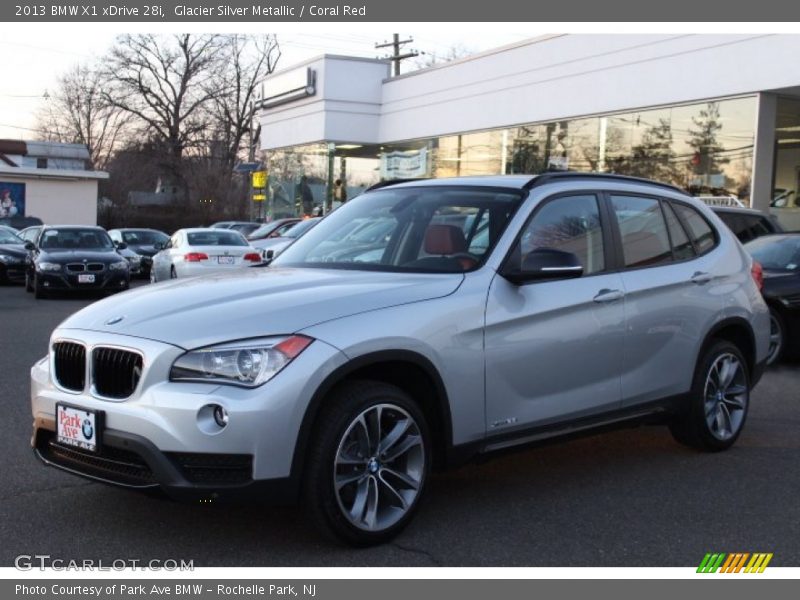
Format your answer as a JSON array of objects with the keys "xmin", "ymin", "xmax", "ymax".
[{"xmin": 672, "ymin": 203, "xmax": 716, "ymax": 254}]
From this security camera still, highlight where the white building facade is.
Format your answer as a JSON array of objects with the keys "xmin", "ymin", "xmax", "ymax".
[
  {"xmin": 0, "ymin": 140, "xmax": 107, "ymax": 226},
  {"xmin": 258, "ymin": 34, "xmax": 800, "ymax": 225}
]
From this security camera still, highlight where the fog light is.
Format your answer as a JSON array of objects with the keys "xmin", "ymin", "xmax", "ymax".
[{"xmin": 213, "ymin": 405, "xmax": 228, "ymax": 427}]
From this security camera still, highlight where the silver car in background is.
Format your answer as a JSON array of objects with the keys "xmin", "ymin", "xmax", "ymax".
[
  {"xmin": 30, "ymin": 173, "xmax": 769, "ymax": 546},
  {"xmin": 150, "ymin": 228, "xmax": 261, "ymax": 281}
]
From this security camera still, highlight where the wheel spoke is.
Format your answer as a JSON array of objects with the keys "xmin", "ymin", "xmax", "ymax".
[
  {"xmin": 718, "ymin": 357, "xmax": 737, "ymax": 391},
  {"xmin": 335, "ymin": 470, "xmax": 364, "ymax": 490},
  {"xmin": 719, "ymin": 403, "xmax": 733, "ymax": 436},
  {"xmin": 383, "ymin": 434, "xmax": 422, "ymax": 463},
  {"xmin": 378, "ymin": 418, "xmax": 411, "ymax": 455},
  {"xmin": 378, "ymin": 473, "xmax": 408, "ymax": 510},
  {"xmin": 363, "ymin": 476, "xmax": 379, "ymax": 528},
  {"xmin": 380, "ymin": 466, "xmax": 420, "ymax": 491},
  {"xmin": 348, "ymin": 478, "xmax": 370, "ymax": 522},
  {"xmin": 355, "ymin": 415, "xmax": 371, "ymax": 457}
]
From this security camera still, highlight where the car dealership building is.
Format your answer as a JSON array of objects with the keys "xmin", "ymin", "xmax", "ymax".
[{"xmin": 258, "ymin": 34, "xmax": 800, "ymax": 226}]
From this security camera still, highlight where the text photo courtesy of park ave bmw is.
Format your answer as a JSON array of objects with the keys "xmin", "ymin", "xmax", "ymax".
[{"xmin": 1, "ymin": 1, "xmax": 800, "ymax": 590}]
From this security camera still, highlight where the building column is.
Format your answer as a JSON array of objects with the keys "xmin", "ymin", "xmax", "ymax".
[{"xmin": 751, "ymin": 93, "xmax": 777, "ymax": 212}]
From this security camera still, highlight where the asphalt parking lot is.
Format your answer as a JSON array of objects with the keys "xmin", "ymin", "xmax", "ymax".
[{"xmin": 1, "ymin": 281, "xmax": 799, "ymax": 567}]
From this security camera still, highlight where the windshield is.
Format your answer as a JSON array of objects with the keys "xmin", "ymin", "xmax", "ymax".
[
  {"xmin": 187, "ymin": 231, "xmax": 248, "ymax": 247},
  {"xmin": 745, "ymin": 235, "xmax": 800, "ymax": 271},
  {"xmin": 0, "ymin": 230, "xmax": 22, "ymax": 244},
  {"xmin": 274, "ymin": 186, "xmax": 522, "ymax": 273},
  {"xmin": 122, "ymin": 230, "xmax": 168, "ymax": 245},
  {"xmin": 40, "ymin": 228, "xmax": 114, "ymax": 250},
  {"xmin": 284, "ymin": 218, "xmax": 320, "ymax": 239}
]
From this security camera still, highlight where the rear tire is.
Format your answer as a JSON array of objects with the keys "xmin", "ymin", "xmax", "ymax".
[
  {"xmin": 303, "ymin": 380, "xmax": 431, "ymax": 546},
  {"xmin": 766, "ymin": 308, "xmax": 785, "ymax": 366},
  {"xmin": 670, "ymin": 340, "xmax": 750, "ymax": 452}
]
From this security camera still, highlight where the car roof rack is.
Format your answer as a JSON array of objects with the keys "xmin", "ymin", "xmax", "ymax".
[
  {"xmin": 525, "ymin": 171, "xmax": 686, "ymax": 194},
  {"xmin": 365, "ymin": 178, "xmax": 430, "ymax": 192}
]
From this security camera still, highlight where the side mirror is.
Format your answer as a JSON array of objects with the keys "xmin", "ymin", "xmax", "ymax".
[
  {"xmin": 504, "ymin": 248, "xmax": 583, "ymax": 285},
  {"xmin": 24, "ymin": 241, "xmax": 35, "ymax": 251},
  {"xmin": 153, "ymin": 241, "xmax": 164, "ymax": 250},
  {"xmin": 265, "ymin": 249, "xmax": 275, "ymax": 260},
  {"xmin": 115, "ymin": 241, "xmax": 128, "ymax": 250}
]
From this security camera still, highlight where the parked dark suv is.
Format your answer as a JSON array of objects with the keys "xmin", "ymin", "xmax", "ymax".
[{"xmin": 711, "ymin": 206, "xmax": 783, "ymax": 243}]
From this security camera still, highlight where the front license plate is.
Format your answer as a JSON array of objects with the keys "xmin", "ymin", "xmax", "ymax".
[
  {"xmin": 77, "ymin": 273, "xmax": 95, "ymax": 283},
  {"xmin": 217, "ymin": 256, "xmax": 235, "ymax": 265},
  {"xmin": 56, "ymin": 404, "xmax": 100, "ymax": 453}
]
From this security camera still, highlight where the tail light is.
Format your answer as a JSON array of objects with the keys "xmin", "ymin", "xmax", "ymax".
[
  {"xmin": 184, "ymin": 252, "xmax": 209, "ymax": 262},
  {"xmin": 751, "ymin": 260, "xmax": 763, "ymax": 292},
  {"xmin": 243, "ymin": 252, "xmax": 261, "ymax": 263}
]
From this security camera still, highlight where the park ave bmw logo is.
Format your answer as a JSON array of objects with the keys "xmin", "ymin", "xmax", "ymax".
[{"xmin": 81, "ymin": 419, "xmax": 93, "ymax": 440}]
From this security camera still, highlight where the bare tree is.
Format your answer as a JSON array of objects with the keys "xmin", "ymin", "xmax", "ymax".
[
  {"xmin": 35, "ymin": 63, "xmax": 129, "ymax": 171},
  {"xmin": 102, "ymin": 33, "xmax": 226, "ymax": 198},
  {"xmin": 212, "ymin": 34, "xmax": 281, "ymax": 171},
  {"xmin": 413, "ymin": 43, "xmax": 474, "ymax": 70}
]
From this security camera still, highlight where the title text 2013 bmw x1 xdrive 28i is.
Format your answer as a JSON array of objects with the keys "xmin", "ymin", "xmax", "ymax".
[{"xmin": 31, "ymin": 173, "xmax": 769, "ymax": 545}]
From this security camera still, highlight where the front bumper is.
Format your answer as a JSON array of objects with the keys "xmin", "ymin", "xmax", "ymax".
[
  {"xmin": 30, "ymin": 329, "xmax": 347, "ymax": 502},
  {"xmin": 36, "ymin": 269, "xmax": 129, "ymax": 291},
  {"xmin": 0, "ymin": 262, "xmax": 25, "ymax": 282}
]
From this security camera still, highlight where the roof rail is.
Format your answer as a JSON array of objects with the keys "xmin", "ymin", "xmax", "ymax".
[
  {"xmin": 365, "ymin": 178, "xmax": 429, "ymax": 192},
  {"xmin": 525, "ymin": 171, "xmax": 686, "ymax": 194}
]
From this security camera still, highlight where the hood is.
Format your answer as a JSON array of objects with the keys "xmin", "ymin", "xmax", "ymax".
[
  {"xmin": 127, "ymin": 244, "xmax": 158, "ymax": 256},
  {"xmin": 40, "ymin": 249, "xmax": 123, "ymax": 263},
  {"xmin": 59, "ymin": 267, "xmax": 464, "ymax": 348},
  {"xmin": 0, "ymin": 243, "xmax": 26, "ymax": 257}
]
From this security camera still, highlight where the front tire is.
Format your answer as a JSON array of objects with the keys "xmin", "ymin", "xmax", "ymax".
[
  {"xmin": 33, "ymin": 274, "xmax": 47, "ymax": 299},
  {"xmin": 304, "ymin": 380, "xmax": 430, "ymax": 546},
  {"xmin": 25, "ymin": 272, "xmax": 33, "ymax": 293},
  {"xmin": 670, "ymin": 340, "xmax": 750, "ymax": 452}
]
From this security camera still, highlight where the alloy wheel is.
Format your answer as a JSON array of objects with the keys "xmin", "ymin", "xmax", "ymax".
[
  {"xmin": 767, "ymin": 312, "xmax": 783, "ymax": 365},
  {"xmin": 703, "ymin": 353, "xmax": 748, "ymax": 441},
  {"xmin": 333, "ymin": 403, "xmax": 425, "ymax": 532}
]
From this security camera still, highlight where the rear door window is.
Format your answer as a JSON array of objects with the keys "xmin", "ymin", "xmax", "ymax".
[
  {"xmin": 610, "ymin": 195, "xmax": 672, "ymax": 268},
  {"xmin": 663, "ymin": 202, "xmax": 696, "ymax": 260}
]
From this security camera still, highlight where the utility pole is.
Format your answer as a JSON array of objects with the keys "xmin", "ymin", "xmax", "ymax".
[{"xmin": 375, "ymin": 34, "xmax": 419, "ymax": 76}]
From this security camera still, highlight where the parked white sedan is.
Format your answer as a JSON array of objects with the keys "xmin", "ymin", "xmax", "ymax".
[{"xmin": 150, "ymin": 228, "xmax": 261, "ymax": 282}]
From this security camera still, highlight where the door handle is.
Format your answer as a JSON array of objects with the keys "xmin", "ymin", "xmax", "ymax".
[
  {"xmin": 593, "ymin": 289, "xmax": 625, "ymax": 303},
  {"xmin": 690, "ymin": 271, "xmax": 713, "ymax": 284}
]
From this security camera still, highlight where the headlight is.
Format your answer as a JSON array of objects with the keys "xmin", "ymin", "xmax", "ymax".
[
  {"xmin": 37, "ymin": 262, "xmax": 61, "ymax": 272},
  {"xmin": 169, "ymin": 335, "xmax": 313, "ymax": 387},
  {"xmin": 0, "ymin": 254, "xmax": 20, "ymax": 264},
  {"xmin": 126, "ymin": 254, "xmax": 142, "ymax": 265},
  {"xmin": 109, "ymin": 261, "xmax": 129, "ymax": 270}
]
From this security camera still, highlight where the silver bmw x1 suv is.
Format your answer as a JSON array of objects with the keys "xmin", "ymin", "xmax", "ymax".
[{"xmin": 31, "ymin": 173, "xmax": 769, "ymax": 545}]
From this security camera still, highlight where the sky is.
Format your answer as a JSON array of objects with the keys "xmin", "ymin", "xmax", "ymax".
[{"xmin": 0, "ymin": 29, "xmax": 532, "ymax": 140}]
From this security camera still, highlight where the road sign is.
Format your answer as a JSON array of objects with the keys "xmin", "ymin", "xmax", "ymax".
[
  {"xmin": 251, "ymin": 170, "xmax": 267, "ymax": 188},
  {"xmin": 252, "ymin": 194, "xmax": 266, "ymax": 202}
]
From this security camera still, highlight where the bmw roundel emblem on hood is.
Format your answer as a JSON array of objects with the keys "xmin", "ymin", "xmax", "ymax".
[{"xmin": 105, "ymin": 316, "xmax": 125, "ymax": 325}]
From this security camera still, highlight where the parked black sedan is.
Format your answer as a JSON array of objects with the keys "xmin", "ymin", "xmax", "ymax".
[
  {"xmin": 108, "ymin": 228, "xmax": 169, "ymax": 278},
  {"xmin": 24, "ymin": 226, "xmax": 131, "ymax": 298},
  {"xmin": 745, "ymin": 233, "xmax": 800, "ymax": 364},
  {"xmin": 0, "ymin": 228, "xmax": 27, "ymax": 284}
]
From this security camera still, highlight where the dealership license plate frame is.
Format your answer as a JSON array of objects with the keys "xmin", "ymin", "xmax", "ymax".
[
  {"xmin": 77, "ymin": 273, "xmax": 95, "ymax": 284},
  {"xmin": 56, "ymin": 402, "xmax": 103, "ymax": 453},
  {"xmin": 217, "ymin": 256, "xmax": 235, "ymax": 265}
]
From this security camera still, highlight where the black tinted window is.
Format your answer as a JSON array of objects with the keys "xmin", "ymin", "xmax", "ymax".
[
  {"xmin": 674, "ymin": 203, "xmax": 716, "ymax": 253},
  {"xmin": 663, "ymin": 202, "xmax": 695, "ymax": 260},
  {"xmin": 610, "ymin": 195, "xmax": 672, "ymax": 268}
]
